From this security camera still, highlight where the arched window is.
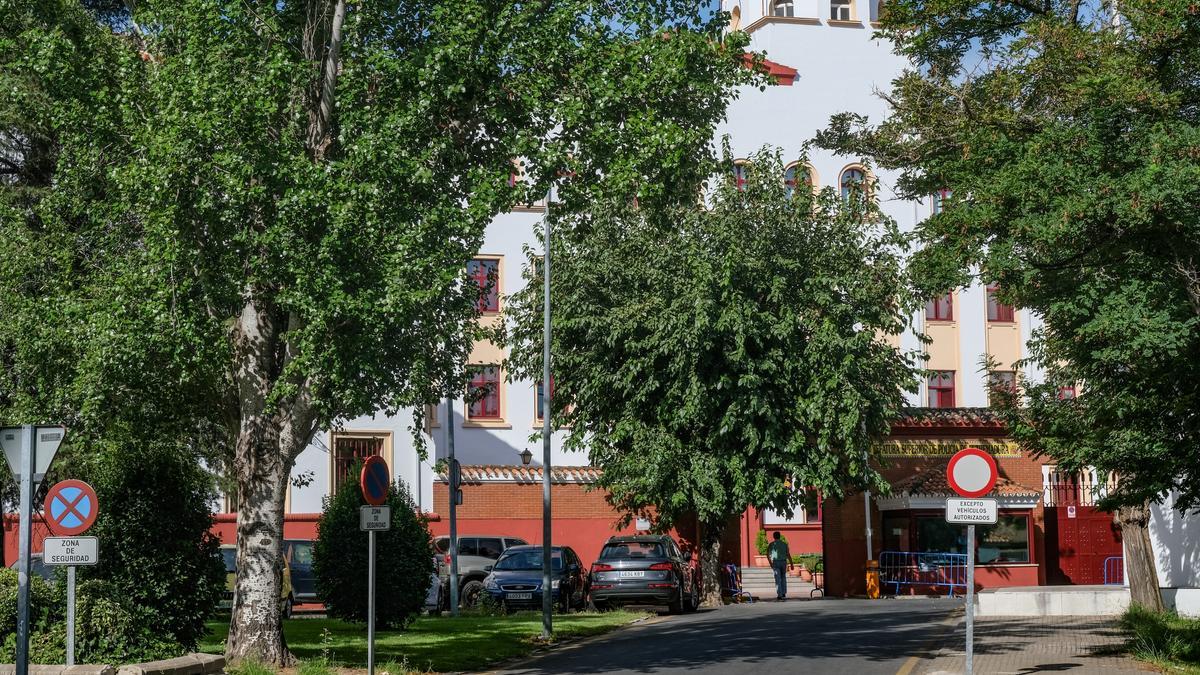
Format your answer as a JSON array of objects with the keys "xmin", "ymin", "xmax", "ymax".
[
  {"xmin": 932, "ymin": 188, "xmax": 952, "ymax": 214},
  {"xmin": 831, "ymin": 0, "xmax": 853, "ymax": 20},
  {"xmin": 840, "ymin": 166, "xmax": 868, "ymax": 204},
  {"xmin": 772, "ymin": 0, "xmax": 795, "ymax": 16},
  {"xmin": 784, "ymin": 162, "xmax": 813, "ymax": 198},
  {"xmin": 733, "ymin": 160, "xmax": 749, "ymax": 192}
]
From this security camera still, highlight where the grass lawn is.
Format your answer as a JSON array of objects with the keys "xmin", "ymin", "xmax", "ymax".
[
  {"xmin": 202, "ymin": 610, "xmax": 649, "ymax": 673},
  {"xmin": 1121, "ymin": 605, "xmax": 1200, "ymax": 674}
]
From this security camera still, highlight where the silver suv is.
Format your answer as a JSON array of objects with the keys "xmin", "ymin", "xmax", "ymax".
[{"xmin": 433, "ymin": 534, "xmax": 528, "ymax": 608}]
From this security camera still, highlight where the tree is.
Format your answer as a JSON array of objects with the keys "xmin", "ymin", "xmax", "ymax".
[
  {"xmin": 1, "ymin": 0, "xmax": 751, "ymax": 663},
  {"xmin": 817, "ymin": 0, "xmax": 1200, "ymax": 609},
  {"xmin": 313, "ymin": 467, "xmax": 433, "ymax": 629},
  {"xmin": 506, "ymin": 150, "xmax": 917, "ymax": 605}
]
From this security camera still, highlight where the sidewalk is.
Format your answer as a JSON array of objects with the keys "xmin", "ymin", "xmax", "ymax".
[{"xmin": 916, "ymin": 615, "xmax": 1155, "ymax": 674}]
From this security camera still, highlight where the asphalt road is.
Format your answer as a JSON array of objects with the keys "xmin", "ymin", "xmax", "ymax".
[{"xmin": 492, "ymin": 597, "xmax": 962, "ymax": 675}]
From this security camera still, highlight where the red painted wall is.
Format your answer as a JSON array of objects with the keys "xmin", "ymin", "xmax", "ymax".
[{"xmin": 2, "ymin": 515, "xmax": 54, "ymax": 567}]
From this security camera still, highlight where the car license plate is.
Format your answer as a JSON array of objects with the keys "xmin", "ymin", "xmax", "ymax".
[
  {"xmin": 617, "ymin": 570, "xmax": 645, "ymax": 578},
  {"xmin": 507, "ymin": 592, "xmax": 533, "ymax": 600}
]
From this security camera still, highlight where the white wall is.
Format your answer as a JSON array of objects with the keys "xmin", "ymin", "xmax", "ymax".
[{"xmin": 1150, "ymin": 492, "xmax": 1200, "ymax": 616}]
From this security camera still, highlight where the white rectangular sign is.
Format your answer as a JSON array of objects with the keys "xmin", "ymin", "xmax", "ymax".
[
  {"xmin": 43, "ymin": 537, "xmax": 98, "ymax": 566},
  {"xmin": 360, "ymin": 506, "xmax": 391, "ymax": 531},
  {"xmin": 945, "ymin": 498, "xmax": 998, "ymax": 524}
]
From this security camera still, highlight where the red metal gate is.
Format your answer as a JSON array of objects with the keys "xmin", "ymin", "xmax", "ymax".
[{"xmin": 1045, "ymin": 504, "xmax": 1123, "ymax": 585}]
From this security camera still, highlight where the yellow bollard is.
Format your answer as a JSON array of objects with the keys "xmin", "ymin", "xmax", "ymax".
[{"xmin": 865, "ymin": 559, "xmax": 881, "ymax": 599}]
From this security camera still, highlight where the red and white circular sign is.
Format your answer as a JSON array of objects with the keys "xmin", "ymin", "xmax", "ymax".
[{"xmin": 946, "ymin": 447, "xmax": 998, "ymax": 498}]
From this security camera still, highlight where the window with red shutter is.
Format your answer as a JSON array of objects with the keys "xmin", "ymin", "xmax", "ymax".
[
  {"xmin": 927, "ymin": 371, "xmax": 956, "ymax": 408},
  {"xmin": 987, "ymin": 285, "xmax": 1015, "ymax": 322},
  {"xmin": 925, "ymin": 293, "xmax": 953, "ymax": 321},
  {"xmin": 468, "ymin": 366, "xmax": 502, "ymax": 419},
  {"xmin": 468, "ymin": 259, "xmax": 500, "ymax": 313}
]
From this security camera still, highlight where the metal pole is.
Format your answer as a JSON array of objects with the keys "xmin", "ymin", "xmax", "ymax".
[
  {"xmin": 66, "ymin": 566, "xmax": 76, "ymax": 666},
  {"xmin": 965, "ymin": 523, "xmax": 975, "ymax": 675},
  {"xmin": 368, "ymin": 529, "xmax": 376, "ymax": 675},
  {"xmin": 446, "ymin": 394, "xmax": 459, "ymax": 617},
  {"xmin": 541, "ymin": 193, "xmax": 553, "ymax": 639},
  {"xmin": 15, "ymin": 425, "xmax": 34, "ymax": 675},
  {"xmin": 864, "ymin": 489, "xmax": 873, "ymax": 561}
]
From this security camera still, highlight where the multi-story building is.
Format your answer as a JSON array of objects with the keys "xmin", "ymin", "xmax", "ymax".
[{"xmin": 203, "ymin": 0, "xmax": 1172, "ymax": 602}]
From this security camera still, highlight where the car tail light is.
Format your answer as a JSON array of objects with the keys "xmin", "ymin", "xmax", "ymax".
[
  {"xmin": 590, "ymin": 584, "xmax": 613, "ymax": 591},
  {"xmin": 443, "ymin": 554, "xmax": 451, "ymax": 566},
  {"xmin": 592, "ymin": 563, "xmax": 613, "ymax": 572},
  {"xmin": 649, "ymin": 562, "xmax": 673, "ymax": 571},
  {"xmin": 648, "ymin": 583, "xmax": 675, "ymax": 589}
]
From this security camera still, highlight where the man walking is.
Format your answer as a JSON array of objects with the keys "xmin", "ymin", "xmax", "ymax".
[{"xmin": 767, "ymin": 531, "xmax": 793, "ymax": 601}]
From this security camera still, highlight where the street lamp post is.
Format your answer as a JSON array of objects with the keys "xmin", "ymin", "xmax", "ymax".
[{"xmin": 540, "ymin": 194, "xmax": 554, "ymax": 640}]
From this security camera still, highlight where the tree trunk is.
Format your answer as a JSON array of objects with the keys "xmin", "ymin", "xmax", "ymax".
[
  {"xmin": 226, "ymin": 441, "xmax": 292, "ymax": 666},
  {"xmin": 699, "ymin": 521, "xmax": 724, "ymax": 608},
  {"xmin": 1117, "ymin": 501, "xmax": 1163, "ymax": 612},
  {"xmin": 224, "ymin": 295, "xmax": 315, "ymax": 666}
]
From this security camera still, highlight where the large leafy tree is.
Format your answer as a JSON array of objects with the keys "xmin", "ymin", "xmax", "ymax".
[
  {"xmin": 819, "ymin": 0, "xmax": 1200, "ymax": 609},
  {"xmin": 507, "ymin": 151, "xmax": 917, "ymax": 604},
  {"xmin": 0, "ymin": 0, "xmax": 750, "ymax": 664}
]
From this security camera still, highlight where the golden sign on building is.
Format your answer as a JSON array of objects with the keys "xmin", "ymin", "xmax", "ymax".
[{"xmin": 876, "ymin": 439, "xmax": 1022, "ymax": 458}]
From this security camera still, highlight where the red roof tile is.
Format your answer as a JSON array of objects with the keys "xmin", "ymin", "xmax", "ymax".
[
  {"xmin": 437, "ymin": 464, "xmax": 602, "ymax": 484},
  {"xmin": 890, "ymin": 468, "xmax": 1041, "ymax": 498},
  {"xmin": 740, "ymin": 54, "xmax": 798, "ymax": 86}
]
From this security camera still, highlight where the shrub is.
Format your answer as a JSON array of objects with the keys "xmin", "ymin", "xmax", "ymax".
[
  {"xmin": 1121, "ymin": 604, "xmax": 1200, "ymax": 670},
  {"xmin": 313, "ymin": 464, "xmax": 435, "ymax": 629},
  {"xmin": 755, "ymin": 531, "xmax": 788, "ymax": 557},
  {"xmin": 0, "ymin": 572, "xmax": 177, "ymax": 664},
  {"xmin": 80, "ymin": 439, "xmax": 225, "ymax": 650}
]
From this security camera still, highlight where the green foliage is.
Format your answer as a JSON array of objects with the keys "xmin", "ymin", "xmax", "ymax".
[
  {"xmin": 755, "ymin": 530, "xmax": 769, "ymax": 556},
  {"xmin": 508, "ymin": 150, "xmax": 917, "ymax": 538},
  {"xmin": 313, "ymin": 466, "xmax": 434, "ymax": 630},
  {"xmin": 63, "ymin": 437, "xmax": 225, "ymax": 651},
  {"xmin": 791, "ymin": 553, "xmax": 821, "ymax": 570},
  {"xmin": 1122, "ymin": 605, "xmax": 1200, "ymax": 673},
  {"xmin": 818, "ymin": 0, "xmax": 1200, "ymax": 510},
  {"xmin": 0, "ymin": 571, "xmax": 179, "ymax": 664},
  {"xmin": 1, "ymin": 0, "xmax": 754, "ymax": 658}
]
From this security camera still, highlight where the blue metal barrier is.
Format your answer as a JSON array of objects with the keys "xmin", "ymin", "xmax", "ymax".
[
  {"xmin": 879, "ymin": 551, "xmax": 968, "ymax": 597},
  {"xmin": 1103, "ymin": 556, "xmax": 1124, "ymax": 585}
]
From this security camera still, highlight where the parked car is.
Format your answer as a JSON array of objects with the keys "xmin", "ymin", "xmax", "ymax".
[
  {"xmin": 588, "ymin": 535, "xmax": 699, "ymax": 614},
  {"xmin": 481, "ymin": 545, "xmax": 588, "ymax": 612},
  {"xmin": 424, "ymin": 556, "xmax": 442, "ymax": 613},
  {"xmin": 284, "ymin": 539, "xmax": 317, "ymax": 603},
  {"xmin": 433, "ymin": 534, "xmax": 528, "ymax": 608},
  {"xmin": 219, "ymin": 544, "xmax": 294, "ymax": 618},
  {"xmin": 8, "ymin": 554, "xmax": 53, "ymax": 582}
]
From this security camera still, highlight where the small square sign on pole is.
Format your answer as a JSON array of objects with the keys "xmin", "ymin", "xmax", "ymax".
[
  {"xmin": 360, "ymin": 506, "xmax": 391, "ymax": 531},
  {"xmin": 945, "ymin": 498, "xmax": 998, "ymax": 525}
]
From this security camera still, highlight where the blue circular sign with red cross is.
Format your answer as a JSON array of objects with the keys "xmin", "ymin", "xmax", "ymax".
[
  {"xmin": 44, "ymin": 479, "xmax": 98, "ymax": 536},
  {"xmin": 360, "ymin": 456, "xmax": 390, "ymax": 506}
]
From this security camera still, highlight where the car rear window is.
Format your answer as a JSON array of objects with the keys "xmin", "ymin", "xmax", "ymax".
[
  {"xmin": 476, "ymin": 538, "xmax": 504, "ymax": 558},
  {"xmin": 433, "ymin": 538, "xmax": 449, "ymax": 554},
  {"xmin": 600, "ymin": 542, "xmax": 665, "ymax": 559},
  {"xmin": 506, "ymin": 538, "xmax": 528, "ymax": 548},
  {"xmin": 221, "ymin": 548, "xmax": 237, "ymax": 573}
]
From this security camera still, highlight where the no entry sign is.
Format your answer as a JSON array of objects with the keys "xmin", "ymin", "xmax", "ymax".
[
  {"xmin": 44, "ymin": 480, "xmax": 98, "ymax": 537},
  {"xmin": 360, "ymin": 455, "xmax": 390, "ymax": 506},
  {"xmin": 945, "ymin": 447, "xmax": 998, "ymax": 498}
]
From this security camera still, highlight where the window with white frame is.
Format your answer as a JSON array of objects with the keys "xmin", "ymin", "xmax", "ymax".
[
  {"xmin": 831, "ymin": 0, "xmax": 853, "ymax": 20},
  {"xmin": 772, "ymin": 0, "xmax": 795, "ymax": 16}
]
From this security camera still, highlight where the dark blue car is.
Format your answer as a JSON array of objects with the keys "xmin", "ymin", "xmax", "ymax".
[{"xmin": 482, "ymin": 545, "xmax": 588, "ymax": 612}]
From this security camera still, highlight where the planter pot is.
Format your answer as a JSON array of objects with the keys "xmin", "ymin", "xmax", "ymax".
[
  {"xmin": 788, "ymin": 566, "xmax": 803, "ymax": 577},
  {"xmin": 800, "ymin": 568, "xmax": 813, "ymax": 582},
  {"xmin": 753, "ymin": 555, "xmax": 769, "ymax": 567}
]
